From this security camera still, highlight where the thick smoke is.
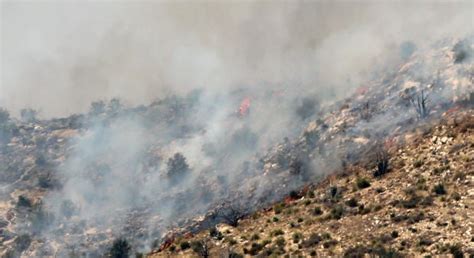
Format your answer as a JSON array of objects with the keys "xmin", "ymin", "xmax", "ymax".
[
  {"xmin": 2, "ymin": 1, "xmax": 472, "ymax": 117},
  {"xmin": 1, "ymin": 1, "xmax": 473, "ymax": 256}
]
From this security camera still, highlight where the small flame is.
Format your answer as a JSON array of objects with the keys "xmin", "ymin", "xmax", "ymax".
[{"xmin": 239, "ymin": 97, "xmax": 251, "ymax": 116}]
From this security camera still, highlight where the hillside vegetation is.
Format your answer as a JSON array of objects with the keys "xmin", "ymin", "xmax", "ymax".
[{"xmin": 150, "ymin": 110, "xmax": 473, "ymax": 257}]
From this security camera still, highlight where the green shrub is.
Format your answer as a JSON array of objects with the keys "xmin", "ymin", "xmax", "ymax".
[
  {"xmin": 449, "ymin": 244, "xmax": 463, "ymax": 258},
  {"xmin": 391, "ymin": 231, "xmax": 399, "ymax": 238},
  {"xmin": 356, "ymin": 178, "xmax": 371, "ymax": 189},
  {"xmin": 313, "ymin": 207, "xmax": 323, "ymax": 216},
  {"xmin": 17, "ymin": 195, "xmax": 32, "ymax": 208},
  {"xmin": 413, "ymin": 159, "xmax": 424, "ymax": 168},
  {"xmin": 271, "ymin": 229, "xmax": 284, "ymax": 237},
  {"xmin": 292, "ymin": 232, "xmax": 303, "ymax": 243},
  {"xmin": 330, "ymin": 205, "xmax": 344, "ymax": 220},
  {"xmin": 345, "ymin": 198, "xmax": 358, "ymax": 207},
  {"xmin": 109, "ymin": 238, "xmax": 130, "ymax": 258},
  {"xmin": 180, "ymin": 241, "xmax": 190, "ymax": 250},
  {"xmin": 273, "ymin": 203, "xmax": 285, "ymax": 214},
  {"xmin": 190, "ymin": 240, "xmax": 210, "ymax": 256},
  {"xmin": 302, "ymin": 233, "xmax": 321, "ymax": 248},
  {"xmin": 433, "ymin": 184, "xmax": 446, "ymax": 195},
  {"xmin": 275, "ymin": 237, "xmax": 286, "ymax": 247},
  {"xmin": 251, "ymin": 233, "xmax": 260, "ymax": 241},
  {"xmin": 451, "ymin": 192, "xmax": 461, "ymax": 201}
]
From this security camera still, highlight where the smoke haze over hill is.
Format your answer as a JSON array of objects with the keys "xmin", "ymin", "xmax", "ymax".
[{"xmin": 1, "ymin": 1, "xmax": 472, "ymax": 117}]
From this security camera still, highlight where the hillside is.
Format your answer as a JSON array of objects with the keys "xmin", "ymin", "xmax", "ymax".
[
  {"xmin": 150, "ymin": 109, "xmax": 473, "ymax": 257},
  {"xmin": 0, "ymin": 36, "xmax": 472, "ymax": 257}
]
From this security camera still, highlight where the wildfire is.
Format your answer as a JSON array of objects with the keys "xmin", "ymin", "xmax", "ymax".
[{"xmin": 239, "ymin": 97, "xmax": 251, "ymax": 117}]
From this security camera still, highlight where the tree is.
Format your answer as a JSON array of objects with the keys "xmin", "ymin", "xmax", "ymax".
[
  {"xmin": 410, "ymin": 90, "xmax": 429, "ymax": 119},
  {"xmin": 89, "ymin": 100, "xmax": 106, "ymax": 116},
  {"xmin": 296, "ymin": 97, "xmax": 319, "ymax": 120},
  {"xmin": 109, "ymin": 238, "xmax": 131, "ymax": 258},
  {"xmin": 167, "ymin": 153, "xmax": 189, "ymax": 177},
  {"xmin": 108, "ymin": 98, "xmax": 123, "ymax": 114},
  {"xmin": 217, "ymin": 202, "xmax": 247, "ymax": 227},
  {"xmin": 20, "ymin": 108, "xmax": 38, "ymax": 123},
  {"xmin": 0, "ymin": 108, "xmax": 10, "ymax": 124}
]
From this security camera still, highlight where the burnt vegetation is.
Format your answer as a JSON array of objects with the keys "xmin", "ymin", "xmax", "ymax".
[
  {"xmin": 373, "ymin": 148, "xmax": 390, "ymax": 177},
  {"xmin": 296, "ymin": 97, "xmax": 319, "ymax": 121},
  {"xmin": 411, "ymin": 90, "xmax": 429, "ymax": 119},
  {"xmin": 217, "ymin": 203, "xmax": 247, "ymax": 227}
]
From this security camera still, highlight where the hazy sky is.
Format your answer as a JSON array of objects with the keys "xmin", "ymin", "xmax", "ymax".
[{"xmin": 1, "ymin": 1, "xmax": 472, "ymax": 117}]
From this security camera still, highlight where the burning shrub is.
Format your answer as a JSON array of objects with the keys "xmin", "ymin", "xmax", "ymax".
[
  {"xmin": 108, "ymin": 238, "xmax": 131, "ymax": 258},
  {"xmin": 166, "ymin": 153, "xmax": 189, "ymax": 180}
]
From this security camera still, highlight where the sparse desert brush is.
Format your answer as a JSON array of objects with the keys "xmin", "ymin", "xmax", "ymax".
[{"xmin": 433, "ymin": 183, "xmax": 447, "ymax": 195}]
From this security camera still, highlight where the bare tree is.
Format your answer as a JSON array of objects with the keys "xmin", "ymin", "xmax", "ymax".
[
  {"xmin": 360, "ymin": 101, "xmax": 371, "ymax": 121},
  {"xmin": 411, "ymin": 90, "xmax": 429, "ymax": 119},
  {"xmin": 373, "ymin": 148, "xmax": 389, "ymax": 177},
  {"xmin": 217, "ymin": 203, "xmax": 246, "ymax": 227}
]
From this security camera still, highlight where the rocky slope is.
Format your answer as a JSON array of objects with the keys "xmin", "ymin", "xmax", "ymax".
[{"xmin": 149, "ymin": 109, "xmax": 474, "ymax": 257}]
